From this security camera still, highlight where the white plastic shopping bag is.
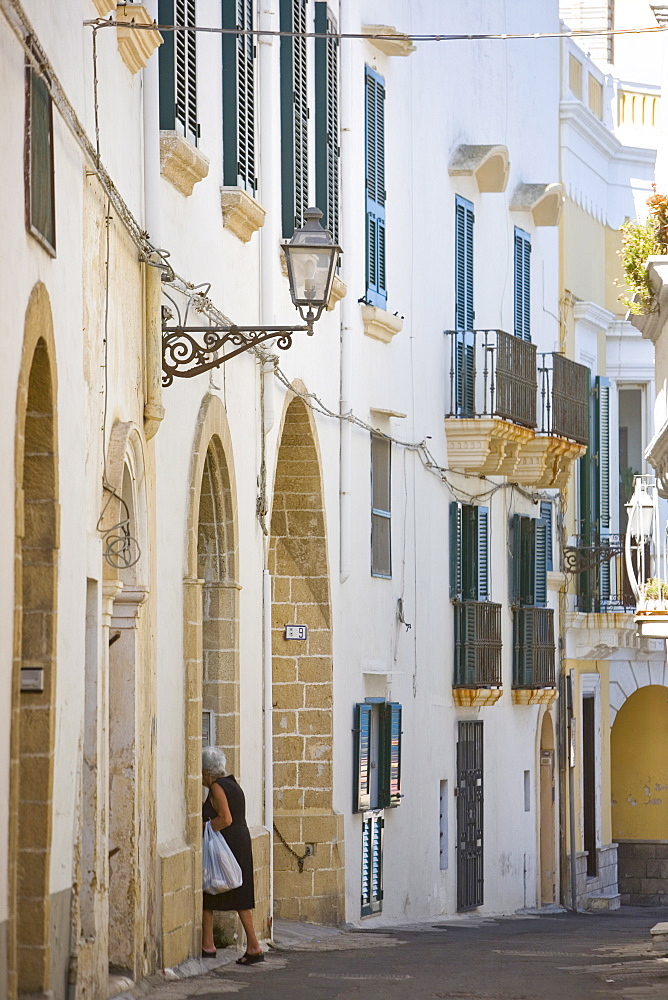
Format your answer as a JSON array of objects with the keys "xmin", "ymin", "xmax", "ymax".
[{"xmin": 202, "ymin": 821, "xmax": 243, "ymax": 894}]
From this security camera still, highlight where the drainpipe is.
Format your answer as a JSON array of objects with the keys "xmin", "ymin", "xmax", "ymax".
[
  {"xmin": 142, "ymin": 0, "xmax": 164, "ymax": 440},
  {"xmin": 338, "ymin": 0, "xmax": 353, "ymax": 584},
  {"xmin": 258, "ymin": 0, "xmax": 280, "ymax": 938}
]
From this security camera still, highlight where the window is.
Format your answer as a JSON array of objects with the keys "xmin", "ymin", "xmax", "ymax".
[
  {"xmin": 371, "ymin": 434, "xmax": 391, "ymax": 578},
  {"xmin": 365, "ymin": 66, "xmax": 386, "ymax": 307},
  {"xmin": 361, "ymin": 812, "xmax": 383, "ymax": 915},
  {"xmin": 455, "ymin": 195, "xmax": 474, "ymax": 331},
  {"xmin": 569, "ymin": 54, "xmax": 583, "ymax": 99},
  {"xmin": 514, "ymin": 227, "xmax": 531, "ymax": 342},
  {"xmin": 159, "ymin": 0, "xmax": 199, "ymax": 144},
  {"xmin": 222, "ymin": 0, "xmax": 256, "ymax": 194},
  {"xmin": 353, "ymin": 701, "xmax": 403, "ymax": 812},
  {"xmin": 315, "ymin": 3, "xmax": 339, "ymax": 244},
  {"xmin": 25, "ymin": 63, "xmax": 55, "ymax": 254},
  {"xmin": 450, "ymin": 502, "xmax": 488, "ymax": 602},
  {"xmin": 512, "ymin": 514, "xmax": 548, "ymax": 608},
  {"xmin": 280, "ymin": 0, "xmax": 308, "ymax": 237},
  {"xmin": 202, "ymin": 710, "xmax": 213, "ymax": 747}
]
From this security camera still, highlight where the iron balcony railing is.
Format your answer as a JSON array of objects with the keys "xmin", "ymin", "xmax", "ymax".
[
  {"xmin": 570, "ymin": 534, "xmax": 636, "ymax": 613},
  {"xmin": 445, "ymin": 330, "xmax": 537, "ymax": 428},
  {"xmin": 512, "ymin": 607, "xmax": 556, "ymax": 688},
  {"xmin": 538, "ymin": 353, "xmax": 590, "ymax": 446},
  {"xmin": 454, "ymin": 601, "xmax": 503, "ymax": 687}
]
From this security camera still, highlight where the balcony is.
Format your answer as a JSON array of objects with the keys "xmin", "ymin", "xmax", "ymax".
[
  {"xmin": 444, "ymin": 331, "xmax": 588, "ymax": 485},
  {"xmin": 570, "ymin": 534, "xmax": 635, "ymax": 614},
  {"xmin": 453, "ymin": 601, "xmax": 503, "ymax": 706},
  {"xmin": 512, "ymin": 607, "xmax": 557, "ymax": 706}
]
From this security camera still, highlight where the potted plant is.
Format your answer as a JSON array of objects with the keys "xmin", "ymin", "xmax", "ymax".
[{"xmin": 618, "ymin": 187, "xmax": 668, "ymax": 315}]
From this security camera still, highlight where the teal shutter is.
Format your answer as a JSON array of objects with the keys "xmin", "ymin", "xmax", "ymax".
[
  {"xmin": 455, "ymin": 195, "xmax": 474, "ymax": 330},
  {"xmin": 315, "ymin": 3, "xmax": 339, "ymax": 244},
  {"xmin": 361, "ymin": 813, "xmax": 383, "ymax": 915},
  {"xmin": 514, "ymin": 227, "xmax": 531, "ymax": 341},
  {"xmin": 280, "ymin": 0, "xmax": 309, "ymax": 237},
  {"xmin": 451, "ymin": 503, "xmax": 487, "ymax": 601},
  {"xmin": 476, "ymin": 506, "xmax": 489, "ymax": 601},
  {"xmin": 365, "ymin": 66, "xmax": 386, "ymax": 307},
  {"xmin": 159, "ymin": 0, "xmax": 198, "ymax": 142},
  {"xmin": 455, "ymin": 602, "xmax": 477, "ymax": 685},
  {"xmin": 378, "ymin": 703, "xmax": 402, "ymax": 808},
  {"xmin": 512, "ymin": 514, "xmax": 535, "ymax": 607},
  {"xmin": 540, "ymin": 500, "xmax": 553, "ymax": 571},
  {"xmin": 222, "ymin": 0, "xmax": 256, "ymax": 194},
  {"xmin": 449, "ymin": 501, "xmax": 463, "ymax": 600},
  {"xmin": 26, "ymin": 67, "xmax": 55, "ymax": 252},
  {"xmin": 534, "ymin": 518, "xmax": 547, "ymax": 608},
  {"xmin": 353, "ymin": 703, "xmax": 372, "ymax": 812},
  {"xmin": 595, "ymin": 376, "xmax": 611, "ymax": 533},
  {"xmin": 455, "ymin": 333, "xmax": 476, "ymax": 417}
]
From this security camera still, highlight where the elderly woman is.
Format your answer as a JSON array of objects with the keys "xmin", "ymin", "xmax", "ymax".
[{"xmin": 201, "ymin": 747, "xmax": 263, "ymax": 964}]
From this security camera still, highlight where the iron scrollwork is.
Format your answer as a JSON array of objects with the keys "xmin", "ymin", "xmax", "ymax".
[
  {"xmin": 162, "ymin": 324, "xmax": 305, "ymax": 386},
  {"xmin": 563, "ymin": 535, "xmax": 626, "ymax": 575}
]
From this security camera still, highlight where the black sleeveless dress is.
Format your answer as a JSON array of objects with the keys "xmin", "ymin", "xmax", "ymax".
[{"xmin": 202, "ymin": 775, "xmax": 255, "ymax": 911}]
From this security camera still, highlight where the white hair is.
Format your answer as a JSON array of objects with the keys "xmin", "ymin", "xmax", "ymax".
[{"xmin": 202, "ymin": 746, "xmax": 227, "ymax": 778}]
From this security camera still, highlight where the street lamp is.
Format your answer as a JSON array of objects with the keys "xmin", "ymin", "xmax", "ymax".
[
  {"xmin": 162, "ymin": 207, "xmax": 341, "ymax": 385},
  {"xmin": 624, "ymin": 475, "xmax": 668, "ymax": 637}
]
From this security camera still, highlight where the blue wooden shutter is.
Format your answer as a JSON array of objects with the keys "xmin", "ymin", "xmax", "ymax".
[
  {"xmin": 455, "ymin": 196, "xmax": 474, "ymax": 331},
  {"xmin": 280, "ymin": 0, "xmax": 309, "ymax": 237},
  {"xmin": 222, "ymin": 0, "xmax": 256, "ymax": 194},
  {"xmin": 365, "ymin": 66, "xmax": 386, "ymax": 307},
  {"xmin": 379, "ymin": 703, "xmax": 402, "ymax": 808},
  {"xmin": 450, "ymin": 501, "xmax": 463, "ymax": 600},
  {"xmin": 534, "ymin": 518, "xmax": 548, "ymax": 608},
  {"xmin": 514, "ymin": 227, "xmax": 531, "ymax": 341},
  {"xmin": 315, "ymin": 3, "xmax": 339, "ymax": 244},
  {"xmin": 353, "ymin": 703, "xmax": 372, "ymax": 812},
  {"xmin": 476, "ymin": 506, "xmax": 489, "ymax": 601},
  {"xmin": 540, "ymin": 500, "xmax": 553, "ymax": 571},
  {"xmin": 361, "ymin": 813, "xmax": 384, "ymax": 915},
  {"xmin": 595, "ymin": 376, "xmax": 611, "ymax": 533}
]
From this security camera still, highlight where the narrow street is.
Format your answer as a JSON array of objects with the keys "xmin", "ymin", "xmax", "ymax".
[{"xmin": 135, "ymin": 909, "xmax": 668, "ymax": 1000}]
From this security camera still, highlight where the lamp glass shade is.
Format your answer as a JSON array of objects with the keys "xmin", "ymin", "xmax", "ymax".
[
  {"xmin": 627, "ymin": 489, "xmax": 654, "ymax": 541},
  {"xmin": 284, "ymin": 245, "xmax": 338, "ymax": 309}
]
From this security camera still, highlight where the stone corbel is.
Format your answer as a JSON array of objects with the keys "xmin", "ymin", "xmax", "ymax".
[
  {"xmin": 512, "ymin": 688, "xmax": 558, "ymax": 707},
  {"xmin": 361, "ymin": 304, "xmax": 403, "ymax": 343},
  {"xmin": 453, "ymin": 688, "xmax": 503, "ymax": 707},
  {"xmin": 220, "ymin": 187, "xmax": 266, "ymax": 242},
  {"xmin": 160, "ymin": 131, "xmax": 209, "ymax": 197},
  {"xmin": 91, "ymin": 0, "xmax": 115, "ymax": 14},
  {"xmin": 116, "ymin": 4, "xmax": 163, "ymax": 74},
  {"xmin": 361, "ymin": 24, "xmax": 416, "ymax": 57},
  {"xmin": 110, "ymin": 585, "xmax": 149, "ymax": 629},
  {"xmin": 448, "ymin": 144, "xmax": 510, "ymax": 193},
  {"xmin": 326, "ymin": 274, "xmax": 347, "ymax": 310},
  {"xmin": 510, "ymin": 182, "xmax": 564, "ymax": 226}
]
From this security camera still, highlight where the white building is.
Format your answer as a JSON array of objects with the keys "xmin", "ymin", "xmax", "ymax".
[{"xmin": 0, "ymin": 3, "xmax": 657, "ymax": 999}]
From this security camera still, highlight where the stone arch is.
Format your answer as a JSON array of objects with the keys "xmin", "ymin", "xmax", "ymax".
[
  {"xmin": 9, "ymin": 283, "xmax": 59, "ymax": 1000},
  {"xmin": 609, "ymin": 659, "xmax": 667, "ymax": 725},
  {"xmin": 269, "ymin": 391, "xmax": 344, "ymax": 924}
]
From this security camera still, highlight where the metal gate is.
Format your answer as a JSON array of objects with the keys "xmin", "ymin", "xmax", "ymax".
[{"xmin": 456, "ymin": 721, "xmax": 484, "ymax": 910}]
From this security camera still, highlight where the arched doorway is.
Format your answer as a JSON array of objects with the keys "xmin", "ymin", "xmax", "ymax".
[
  {"xmin": 269, "ymin": 395, "xmax": 344, "ymax": 924},
  {"xmin": 539, "ymin": 713, "xmax": 556, "ymax": 904},
  {"xmin": 612, "ymin": 685, "xmax": 668, "ymax": 905},
  {"xmin": 9, "ymin": 287, "xmax": 59, "ymax": 1000}
]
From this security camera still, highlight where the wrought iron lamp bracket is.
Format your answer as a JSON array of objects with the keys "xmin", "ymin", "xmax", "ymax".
[
  {"xmin": 161, "ymin": 318, "xmax": 311, "ymax": 386},
  {"xmin": 563, "ymin": 539, "xmax": 626, "ymax": 575}
]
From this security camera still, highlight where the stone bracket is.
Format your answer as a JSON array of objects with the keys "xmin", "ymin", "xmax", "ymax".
[
  {"xmin": 361, "ymin": 24, "xmax": 416, "ymax": 56},
  {"xmin": 116, "ymin": 4, "xmax": 163, "ymax": 74},
  {"xmin": 220, "ymin": 187, "xmax": 266, "ymax": 243},
  {"xmin": 361, "ymin": 304, "xmax": 403, "ymax": 343},
  {"xmin": 453, "ymin": 688, "xmax": 503, "ymax": 707},
  {"xmin": 512, "ymin": 688, "xmax": 558, "ymax": 706},
  {"xmin": 160, "ymin": 132, "xmax": 210, "ymax": 197}
]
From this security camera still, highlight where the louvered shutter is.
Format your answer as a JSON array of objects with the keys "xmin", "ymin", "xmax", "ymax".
[
  {"xmin": 512, "ymin": 514, "xmax": 535, "ymax": 607},
  {"xmin": 315, "ymin": 3, "xmax": 339, "ymax": 244},
  {"xmin": 361, "ymin": 813, "xmax": 383, "ymax": 915},
  {"xmin": 27, "ymin": 66, "xmax": 55, "ymax": 252},
  {"xmin": 176, "ymin": 0, "xmax": 198, "ymax": 143},
  {"xmin": 280, "ymin": 0, "xmax": 309, "ymax": 237},
  {"xmin": 540, "ymin": 500, "xmax": 553, "ymax": 571},
  {"xmin": 379, "ymin": 703, "xmax": 402, "ymax": 808},
  {"xmin": 455, "ymin": 334, "xmax": 475, "ymax": 417},
  {"xmin": 365, "ymin": 67, "xmax": 386, "ymax": 307},
  {"xmin": 158, "ymin": 0, "xmax": 176, "ymax": 128},
  {"xmin": 455, "ymin": 196, "xmax": 474, "ymax": 331},
  {"xmin": 353, "ymin": 703, "xmax": 372, "ymax": 812},
  {"xmin": 514, "ymin": 227, "xmax": 531, "ymax": 341},
  {"xmin": 455, "ymin": 602, "xmax": 478, "ymax": 686},
  {"xmin": 222, "ymin": 0, "xmax": 256, "ymax": 194},
  {"xmin": 534, "ymin": 518, "xmax": 547, "ymax": 608},
  {"xmin": 477, "ymin": 507, "xmax": 489, "ymax": 602},
  {"xmin": 595, "ymin": 376, "xmax": 611, "ymax": 533},
  {"xmin": 361, "ymin": 816, "xmax": 371, "ymax": 911},
  {"xmin": 450, "ymin": 501, "xmax": 463, "ymax": 600}
]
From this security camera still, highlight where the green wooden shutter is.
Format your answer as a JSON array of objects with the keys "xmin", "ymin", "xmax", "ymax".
[
  {"xmin": 449, "ymin": 501, "xmax": 463, "ymax": 600},
  {"xmin": 595, "ymin": 376, "xmax": 611, "ymax": 533},
  {"xmin": 455, "ymin": 602, "xmax": 478, "ymax": 686},
  {"xmin": 455, "ymin": 195, "xmax": 474, "ymax": 331},
  {"xmin": 159, "ymin": 0, "xmax": 198, "ymax": 142},
  {"xmin": 378, "ymin": 703, "xmax": 402, "ymax": 808},
  {"xmin": 540, "ymin": 500, "xmax": 553, "ymax": 571},
  {"xmin": 315, "ymin": 3, "xmax": 339, "ymax": 244},
  {"xmin": 476, "ymin": 506, "xmax": 489, "ymax": 601},
  {"xmin": 158, "ymin": 0, "xmax": 176, "ymax": 129},
  {"xmin": 534, "ymin": 518, "xmax": 547, "ymax": 608},
  {"xmin": 512, "ymin": 514, "xmax": 536, "ymax": 607},
  {"xmin": 222, "ymin": 0, "xmax": 256, "ymax": 194},
  {"xmin": 365, "ymin": 66, "xmax": 386, "ymax": 307},
  {"xmin": 514, "ymin": 227, "xmax": 531, "ymax": 341},
  {"xmin": 280, "ymin": 0, "xmax": 309, "ymax": 237},
  {"xmin": 26, "ymin": 67, "xmax": 55, "ymax": 252},
  {"xmin": 353, "ymin": 703, "xmax": 372, "ymax": 812}
]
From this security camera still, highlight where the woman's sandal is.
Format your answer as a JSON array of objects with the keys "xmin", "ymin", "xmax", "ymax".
[
  {"xmin": 236, "ymin": 951, "xmax": 264, "ymax": 965},
  {"xmin": 201, "ymin": 949, "xmax": 217, "ymax": 958}
]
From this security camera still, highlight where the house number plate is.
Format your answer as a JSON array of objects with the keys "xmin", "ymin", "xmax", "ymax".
[{"xmin": 285, "ymin": 625, "xmax": 308, "ymax": 640}]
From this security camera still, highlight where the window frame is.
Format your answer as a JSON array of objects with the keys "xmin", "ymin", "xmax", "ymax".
[
  {"xmin": 24, "ymin": 61, "xmax": 56, "ymax": 257},
  {"xmin": 353, "ymin": 699, "xmax": 403, "ymax": 813},
  {"xmin": 371, "ymin": 433, "xmax": 392, "ymax": 579}
]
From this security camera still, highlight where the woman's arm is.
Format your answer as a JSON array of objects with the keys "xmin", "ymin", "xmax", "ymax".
[{"xmin": 208, "ymin": 782, "xmax": 233, "ymax": 832}]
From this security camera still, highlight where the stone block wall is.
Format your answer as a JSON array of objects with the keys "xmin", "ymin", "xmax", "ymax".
[
  {"xmin": 564, "ymin": 844, "xmax": 618, "ymax": 909},
  {"xmin": 160, "ymin": 844, "xmax": 196, "ymax": 969},
  {"xmin": 618, "ymin": 840, "xmax": 668, "ymax": 905}
]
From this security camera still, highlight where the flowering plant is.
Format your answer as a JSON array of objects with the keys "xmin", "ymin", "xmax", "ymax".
[{"xmin": 618, "ymin": 187, "xmax": 668, "ymax": 315}]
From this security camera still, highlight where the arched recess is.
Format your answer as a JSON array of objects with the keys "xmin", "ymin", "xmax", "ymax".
[
  {"xmin": 269, "ymin": 391, "xmax": 344, "ymax": 924},
  {"xmin": 99, "ymin": 420, "xmax": 155, "ymax": 978},
  {"xmin": 9, "ymin": 283, "xmax": 59, "ymax": 1000},
  {"xmin": 538, "ymin": 711, "xmax": 556, "ymax": 905}
]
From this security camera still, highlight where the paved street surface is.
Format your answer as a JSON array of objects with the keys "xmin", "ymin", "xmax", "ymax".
[{"xmin": 141, "ymin": 908, "xmax": 668, "ymax": 1000}]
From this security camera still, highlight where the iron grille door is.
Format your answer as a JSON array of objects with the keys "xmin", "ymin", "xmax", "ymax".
[{"xmin": 457, "ymin": 721, "xmax": 483, "ymax": 910}]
